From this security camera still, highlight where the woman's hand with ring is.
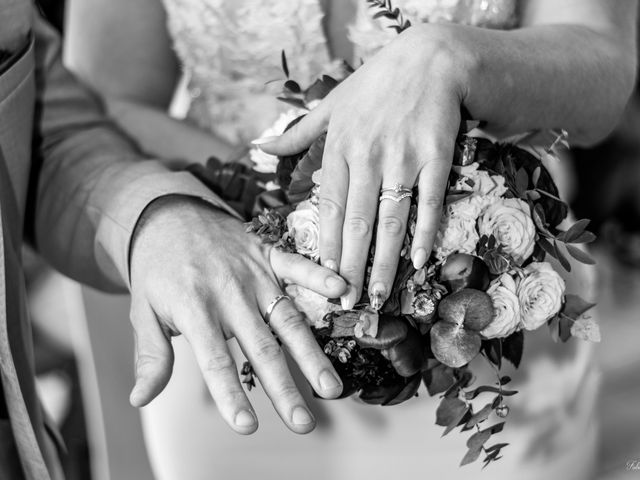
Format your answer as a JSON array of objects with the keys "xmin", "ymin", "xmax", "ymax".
[{"xmin": 260, "ymin": 25, "xmax": 473, "ymax": 309}]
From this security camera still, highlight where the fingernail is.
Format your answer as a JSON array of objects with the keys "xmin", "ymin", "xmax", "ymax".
[
  {"xmin": 129, "ymin": 388, "xmax": 142, "ymax": 406},
  {"xmin": 291, "ymin": 406, "xmax": 314, "ymax": 426},
  {"xmin": 369, "ymin": 282, "xmax": 387, "ymax": 311},
  {"xmin": 251, "ymin": 135, "xmax": 280, "ymax": 146},
  {"xmin": 324, "ymin": 259, "xmax": 338, "ymax": 272},
  {"xmin": 340, "ymin": 285, "xmax": 358, "ymax": 310},
  {"xmin": 235, "ymin": 410, "xmax": 256, "ymax": 427},
  {"xmin": 413, "ymin": 248, "xmax": 428, "ymax": 270},
  {"xmin": 319, "ymin": 369, "xmax": 342, "ymax": 394},
  {"xmin": 325, "ymin": 275, "xmax": 346, "ymax": 291}
]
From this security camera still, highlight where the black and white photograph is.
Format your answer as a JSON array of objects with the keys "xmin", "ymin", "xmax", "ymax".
[{"xmin": 1, "ymin": 1, "xmax": 639, "ymax": 479}]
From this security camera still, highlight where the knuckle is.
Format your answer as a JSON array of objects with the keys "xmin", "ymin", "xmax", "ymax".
[
  {"xmin": 379, "ymin": 215, "xmax": 405, "ymax": 236},
  {"xmin": 201, "ymin": 351, "xmax": 235, "ymax": 376},
  {"xmin": 374, "ymin": 260, "xmax": 398, "ymax": 275},
  {"xmin": 419, "ymin": 193, "xmax": 444, "ymax": 210},
  {"xmin": 345, "ymin": 216, "xmax": 371, "ymax": 238},
  {"xmin": 254, "ymin": 336, "xmax": 284, "ymax": 362},
  {"xmin": 274, "ymin": 383, "xmax": 301, "ymax": 401},
  {"xmin": 318, "ymin": 197, "xmax": 344, "ymax": 220},
  {"xmin": 340, "ymin": 263, "xmax": 363, "ymax": 279}
]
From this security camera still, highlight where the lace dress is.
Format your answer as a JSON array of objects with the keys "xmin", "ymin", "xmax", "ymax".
[{"xmin": 140, "ymin": 2, "xmax": 600, "ymax": 479}]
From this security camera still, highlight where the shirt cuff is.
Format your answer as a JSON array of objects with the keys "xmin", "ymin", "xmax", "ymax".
[{"xmin": 94, "ymin": 161, "xmax": 241, "ymax": 288}]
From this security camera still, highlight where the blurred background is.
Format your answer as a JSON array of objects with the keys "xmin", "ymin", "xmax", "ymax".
[{"xmin": 27, "ymin": 2, "xmax": 640, "ymax": 479}]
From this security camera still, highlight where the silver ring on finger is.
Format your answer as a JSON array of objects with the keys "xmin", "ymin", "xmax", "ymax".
[
  {"xmin": 264, "ymin": 294, "xmax": 291, "ymax": 325},
  {"xmin": 379, "ymin": 183, "xmax": 413, "ymax": 203}
]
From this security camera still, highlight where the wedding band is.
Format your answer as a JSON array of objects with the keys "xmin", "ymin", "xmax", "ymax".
[
  {"xmin": 379, "ymin": 183, "xmax": 413, "ymax": 203},
  {"xmin": 264, "ymin": 294, "xmax": 290, "ymax": 324}
]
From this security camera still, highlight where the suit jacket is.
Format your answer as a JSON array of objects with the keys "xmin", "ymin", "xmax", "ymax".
[{"xmin": 0, "ymin": 5, "xmax": 234, "ymax": 479}]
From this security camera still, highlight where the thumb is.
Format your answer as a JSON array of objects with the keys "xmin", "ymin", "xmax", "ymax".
[
  {"xmin": 255, "ymin": 98, "xmax": 332, "ymax": 156},
  {"xmin": 129, "ymin": 300, "xmax": 174, "ymax": 407}
]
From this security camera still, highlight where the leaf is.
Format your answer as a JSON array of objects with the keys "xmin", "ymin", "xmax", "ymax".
[
  {"xmin": 554, "ymin": 241, "xmax": 572, "ymax": 272},
  {"xmin": 286, "ymin": 134, "xmax": 326, "ymax": 203},
  {"xmin": 565, "ymin": 244, "xmax": 596, "ymax": 265},
  {"xmin": 532, "ymin": 203, "xmax": 549, "ymax": 233},
  {"xmin": 502, "ymin": 331, "xmax": 524, "ymax": 368},
  {"xmin": 460, "ymin": 429, "xmax": 492, "ymax": 466},
  {"xmin": 281, "ymin": 50, "xmax": 289, "ymax": 78},
  {"xmin": 485, "ymin": 442, "xmax": 510, "ymax": 453},
  {"xmin": 465, "ymin": 403, "xmax": 494, "ymax": 429},
  {"xmin": 515, "ymin": 168, "xmax": 529, "ymax": 196},
  {"xmin": 500, "ymin": 376, "xmax": 512, "ymax": 385},
  {"xmin": 482, "ymin": 339, "xmax": 502, "ymax": 369},
  {"xmin": 461, "ymin": 445, "xmax": 485, "ymax": 466},
  {"xmin": 423, "ymin": 363, "xmax": 456, "ymax": 396},
  {"xmin": 532, "ymin": 166, "xmax": 541, "ymax": 187},
  {"xmin": 431, "ymin": 322, "xmax": 482, "ymax": 368},
  {"xmin": 563, "ymin": 219, "xmax": 591, "ymax": 243},
  {"xmin": 562, "ymin": 294, "xmax": 597, "ymax": 320},
  {"xmin": 570, "ymin": 231, "xmax": 597, "ymax": 244},
  {"xmin": 305, "ymin": 77, "xmax": 337, "ymax": 103},
  {"xmin": 436, "ymin": 397, "xmax": 468, "ymax": 432},
  {"xmin": 537, "ymin": 236, "xmax": 556, "ymax": 259},
  {"xmin": 570, "ymin": 316, "xmax": 601, "ymax": 342},
  {"xmin": 276, "ymin": 97, "xmax": 307, "ymax": 110},
  {"xmin": 283, "ymin": 80, "xmax": 301, "ymax": 93},
  {"xmin": 465, "ymin": 386, "xmax": 518, "ymax": 400},
  {"xmin": 558, "ymin": 315, "xmax": 574, "ymax": 342}
]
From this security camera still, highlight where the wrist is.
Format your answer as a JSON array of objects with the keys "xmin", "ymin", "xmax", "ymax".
[
  {"xmin": 400, "ymin": 23, "xmax": 480, "ymax": 106},
  {"xmin": 129, "ymin": 195, "xmax": 231, "ymax": 268}
]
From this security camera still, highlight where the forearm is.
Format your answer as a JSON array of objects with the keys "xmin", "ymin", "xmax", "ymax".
[
  {"xmin": 408, "ymin": 20, "xmax": 637, "ymax": 146},
  {"xmin": 105, "ymin": 97, "xmax": 237, "ymax": 166},
  {"xmin": 31, "ymin": 14, "xmax": 240, "ymax": 292}
]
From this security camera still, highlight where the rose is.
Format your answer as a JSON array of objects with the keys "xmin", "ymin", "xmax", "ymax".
[
  {"xmin": 478, "ymin": 198, "xmax": 536, "ymax": 265},
  {"xmin": 250, "ymin": 108, "xmax": 305, "ymax": 173},
  {"xmin": 286, "ymin": 200, "xmax": 320, "ymax": 260},
  {"xmin": 434, "ymin": 212, "xmax": 479, "ymax": 261},
  {"xmin": 518, "ymin": 262, "xmax": 566, "ymax": 330},
  {"xmin": 455, "ymin": 163, "xmax": 508, "ymax": 198},
  {"xmin": 480, "ymin": 273, "xmax": 521, "ymax": 339}
]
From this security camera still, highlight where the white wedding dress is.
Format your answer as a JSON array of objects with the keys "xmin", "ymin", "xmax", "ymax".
[{"xmin": 140, "ymin": 1, "xmax": 601, "ymax": 478}]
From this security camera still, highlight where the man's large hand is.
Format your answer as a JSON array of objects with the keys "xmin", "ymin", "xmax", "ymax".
[{"xmin": 127, "ymin": 197, "xmax": 347, "ymax": 434}]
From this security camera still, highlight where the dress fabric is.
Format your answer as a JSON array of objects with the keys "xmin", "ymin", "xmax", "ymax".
[{"xmin": 144, "ymin": 1, "xmax": 600, "ymax": 479}]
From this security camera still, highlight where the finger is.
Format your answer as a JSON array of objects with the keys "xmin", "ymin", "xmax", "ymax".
[
  {"xmin": 256, "ymin": 98, "xmax": 332, "ymax": 156},
  {"xmin": 270, "ymin": 249, "xmax": 348, "ymax": 298},
  {"xmin": 259, "ymin": 289, "xmax": 343, "ymax": 399},
  {"xmin": 318, "ymin": 135, "xmax": 349, "ymax": 273},
  {"xmin": 368, "ymin": 181, "xmax": 414, "ymax": 309},
  {"xmin": 129, "ymin": 300, "xmax": 175, "ymax": 407},
  {"xmin": 338, "ymin": 171, "xmax": 380, "ymax": 310},
  {"xmin": 411, "ymin": 152, "xmax": 453, "ymax": 270},
  {"xmin": 232, "ymin": 302, "xmax": 316, "ymax": 434},
  {"xmin": 179, "ymin": 305, "xmax": 258, "ymax": 435},
  {"xmin": 411, "ymin": 96, "xmax": 460, "ymax": 269}
]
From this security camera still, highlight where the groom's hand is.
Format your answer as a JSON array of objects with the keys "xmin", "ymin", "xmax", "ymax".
[{"xmin": 127, "ymin": 196, "xmax": 346, "ymax": 434}]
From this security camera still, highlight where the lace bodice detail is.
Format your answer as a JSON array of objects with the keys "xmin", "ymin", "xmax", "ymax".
[{"xmin": 161, "ymin": 0, "xmax": 517, "ymax": 145}]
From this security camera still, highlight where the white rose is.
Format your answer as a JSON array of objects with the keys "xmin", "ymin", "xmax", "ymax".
[
  {"xmin": 478, "ymin": 198, "xmax": 536, "ymax": 265},
  {"xmin": 285, "ymin": 285, "xmax": 339, "ymax": 329},
  {"xmin": 455, "ymin": 163, "xmax": 508, "ymax": 198},
  {"xmin": 481, "ymin": 274, "xmax": 521, "ymax": 339},
  {"xmin": 518, "ymin": 262, "xmax": 566, "ymax": 330},
  {"xmin": 286, "ymin": 200, "xmax": 320, "ymax": 260},
  {"xmin": 434, "ymin": 211, "xmax": 479, "ymax": 261},
  {"xmin": 250, "ymin": 109, "xmax": 304, "ymax": 173}
]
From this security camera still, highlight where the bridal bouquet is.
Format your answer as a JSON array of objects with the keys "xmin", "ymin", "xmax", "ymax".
[{"xmin": 236, "ymin": 1, "xmax": 599, "ymax": 468}]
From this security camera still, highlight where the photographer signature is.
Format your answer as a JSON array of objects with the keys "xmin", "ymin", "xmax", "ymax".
[{"xmin": 628, "ymin": 460, "xmax": 640, "ymax": 471}]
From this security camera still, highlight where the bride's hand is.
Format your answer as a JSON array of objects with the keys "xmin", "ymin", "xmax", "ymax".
[
  {"xmin": 260, "ymin": 26, "xmax": 471, "ymax": 309},
  {"xmin": 128, "ymin": 196, "xmax": 347, "ymax": 434}
]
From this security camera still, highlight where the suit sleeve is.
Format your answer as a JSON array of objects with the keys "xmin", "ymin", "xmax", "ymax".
[{"xmin": 28, "ymin": 12, "xmax": 240, "ymax": 292}]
